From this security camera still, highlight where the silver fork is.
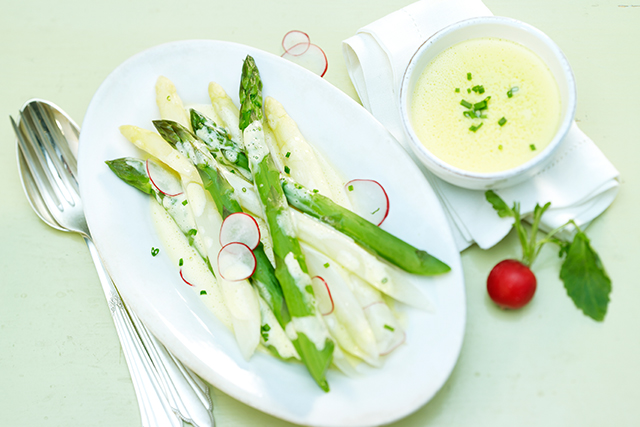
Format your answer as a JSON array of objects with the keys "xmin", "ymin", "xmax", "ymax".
[{"xmin": 12, "ymin": 99, "xmax": 214, "ymax": 427}]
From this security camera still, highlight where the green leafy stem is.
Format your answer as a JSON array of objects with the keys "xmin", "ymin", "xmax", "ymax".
[{"xmin": 485, "ymin": 190, "xmax": 612, "ymax": 321}]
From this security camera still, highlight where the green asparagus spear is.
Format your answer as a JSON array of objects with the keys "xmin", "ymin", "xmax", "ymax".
[
  {"xmin": 152, "ymin": 119, "xmax": 290, "ymax": 328},
  {"xmin": 105, "ymin": 157, "xmax": 209, "ymax": 262},
  {"xmin": 239, "ymin": 55, "xmax": 334, "ymax": 392},
  {"xmin": 281, "ymin": 178, "xmax": 451, "ymax": 275},
  {"xmin": 190, "ymin": 109, "xmax": 251, "ymax": 179}
]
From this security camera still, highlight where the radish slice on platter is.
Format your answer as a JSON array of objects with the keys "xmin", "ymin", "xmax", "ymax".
[
  {"xmin": 146, "ymin": 159, "xmax": 183, "ymax": 197},
  {"xmin": 345, "ymin": 179, "xmax": 390, "ymax": 226},
  {"xmin": 380, "ymin": 331, "xmax": 406, "ymax": 357},
  {"xmin": 281, "ymin": 43, "xmax": 328, "ymax": 77},
  {"xmin": 217, "ymin": 242, "xmax": 257, "ymax": 281},
  {"xmin": 179, "ymin": 269, "xmax": 195, "ymax": 287},
  {"xmin": 311, "ymin": 276, "xmax": 334, "ymax": 315},
  {"xmin": 219, "ymin": 212, "xmax": 261, "ymax": 250},
  {"xmin": 282, "ymin": 30, "xmax": 310, "ymax": 56}
]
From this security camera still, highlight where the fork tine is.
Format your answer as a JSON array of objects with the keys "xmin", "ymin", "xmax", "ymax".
[
  {"xmin": 11, "ymin": 115, "xmax": 65, "ymax": 215},
  {"xmin": 31, "ymin": 101, "xmax": 79, "ymax": 177},
  {"xmin": 20, "ymin": 107, "xmax": 78, "ymax": 207}
]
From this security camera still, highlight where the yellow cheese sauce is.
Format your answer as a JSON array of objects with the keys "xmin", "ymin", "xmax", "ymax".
[{"xmin": 410, "ymin": 38, "xmax": 561, "ymax": 173}]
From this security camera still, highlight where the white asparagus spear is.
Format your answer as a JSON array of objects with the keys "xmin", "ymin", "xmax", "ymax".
[
  {"xmin": 120, "ymin": 125, "xmax": 261, "ymax": 360},
  {"xmin": 156, "ymin": 76, "xmax": 192, "ymax": 131}
]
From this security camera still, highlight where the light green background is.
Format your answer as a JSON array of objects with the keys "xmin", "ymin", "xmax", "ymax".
[{"xmin": 1, "ymin": 0, "xmax": 638, "ymax": 426}]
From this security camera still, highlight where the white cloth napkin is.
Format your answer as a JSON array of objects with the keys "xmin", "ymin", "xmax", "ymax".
[{"xmin": 343, "ymin": 0, "xmax": 619, "ymax": 251}]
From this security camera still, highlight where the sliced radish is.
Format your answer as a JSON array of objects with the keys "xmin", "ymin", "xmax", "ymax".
[
  {"xmin": 217, "ymin": 242, "xmax": 257, "ymax": 281},
  {"xmin": 311, "ymin": 276, "xmax": 334, "ymax": 315},
  {"xmin": 281, "ymin": 43, "xmax": 328, "ymax": 77},
  {"xmin": 179, "ymin": 269, "xmax": 195, "ymax": 287},
  {"xmin": 146, "ymin": 159, "xmax": 183, "ymax": 197},
  {"xmin": 282, "ymin": 30, "xmax": 310, "ymax": 56},
  {"xmin": 361, "ymin": 301, "xmax": 385, "ymax": 311},
  {"xmin": 380, "ymin": 331, "xmax": 406, "ymax": 357},
  {"xmin": 219, "ymin": 212, "xmax": 261, "ymax": 250},
  {"xmin": 345, "ymin": 179, "xmax": 390, "ymax": 226}
]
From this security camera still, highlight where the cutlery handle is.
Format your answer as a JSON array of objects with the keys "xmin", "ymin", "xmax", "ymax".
[{"xmin": 85, "ymin": 238, "xmax": 213, "ymax": 427}]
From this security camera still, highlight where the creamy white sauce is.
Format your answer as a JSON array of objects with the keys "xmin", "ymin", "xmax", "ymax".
[
  {"xmin": 292, "ymin": 315, "xmax": 330, "ymax": 351},
  {"xmin": 243, "ymin": 120, "xmax": 270, "ymax": 166}
]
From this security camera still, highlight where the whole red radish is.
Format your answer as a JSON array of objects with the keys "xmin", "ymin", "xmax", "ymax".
[{"xmin": 487, "ymin": 259, "xmax": 537, "ymax": 309}]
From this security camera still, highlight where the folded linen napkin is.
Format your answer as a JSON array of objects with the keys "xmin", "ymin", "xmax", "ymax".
[{"xmin": 343, "ymin": 0, "xmax": 619, "ymax": 251}]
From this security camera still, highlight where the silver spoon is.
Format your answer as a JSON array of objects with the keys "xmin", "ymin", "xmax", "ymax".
[{"xmin": 12, "ymin": 99, "xmax": 214, "ymax": 427}]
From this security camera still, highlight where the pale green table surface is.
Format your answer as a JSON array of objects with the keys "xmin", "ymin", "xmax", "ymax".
[{"xmin": 1, "ymin": 0, "xmax": 638, "ymax": 426}]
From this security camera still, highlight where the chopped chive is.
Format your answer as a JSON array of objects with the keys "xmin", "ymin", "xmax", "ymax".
[
  {"xmin": 469, "ymin": 122, "xmax": 483, "ymax": 132},
  {"xmin": 179, "ymin": 258, "xmax": 184, "ymax": 266},
  {"xmin": 498, "ymin": 144, "xmax": 503, "ymax": 150},
  {"xmin": 182, "ymin": 199, "xmax": 188, "ymax": 206},
  {"xmin": 323, "ymin": 262, "xmax": 330, "ymax": 268},
  {"xmin": 460, "ymin": 99, "xmax": 473, "ymax": 109},
  {"xmin": 381, "ymin": 277, "xmax": 388, "ymax": 284},
  {"xmin": 200, "ymin": 290, "xmax": 207, "ymax": 295},
  {"xmin": 498, "ymin": 117, "xmax": 507, "ymax": 126},
  {"xmin": 455, "ymin": 88, "xmax": 460, "ymax": 93},
  {"xmin": 241, "ymin": 187, "xmax": 247, "ymax": 192},
  {"xmin": 261, "ymin": 324, "xmax": 271, "ymax": 332},
  {"xmin": 313, "ymin": 189, "xmax": 319, "ymax": 193},
  {"xmin": 371, "ymin": 207, "xmax": 380, "ymax": 215},
  {"xmin": 230, "ymin": 169, "xmax": 235, "ymax": 174},
  {"xmin": 471, "ymin": 85, "xmax": 485, "ymax": 94},
  {"xmin": 284, "ymin": 165, "xmax": 291, "ymax": 174},
  {"xmin": 507, "ymin": 87, "xmax": 519, "ymax": 98},
  {"xmin": 384, "ymin": 324, "xmax": 395, "ymax": 332},
  {"xmin": 348, "ymin": 184, "xmax": 354, "ymax": 191},
  {"xmin": 473, "ymin": 96, "xmax": 491, "ymax": 111},
  {"xmin": 151, "ymin": 247, "xmax": 159, "ymax": 257},
  {"xmin": 467, "ymin": 72, "xmax": 472, "ymax": 80},
  {"xmin": 530, "ymin": 144, "xmax": 537, "ymax": 151},
  {"xmin": 285, "ymin": 151, "xmax": 291, "ymax": 158},
  {"xmin": 166, "ymin": 95, "xmax": 171, "ymax": 101},
  {"xmin": 467, "ymin": 88, "xmax": 471, "ymax": 94}
]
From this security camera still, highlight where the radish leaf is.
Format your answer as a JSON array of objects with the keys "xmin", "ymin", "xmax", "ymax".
[
  {"xmin": 485, "ymin": 190, "xmax": 513, "ymax": 218},
  {"xmin": 560, "ymin": 231, "xmax": 611, "ymax": 321}
]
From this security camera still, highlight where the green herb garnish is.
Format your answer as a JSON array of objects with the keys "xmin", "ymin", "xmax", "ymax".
[
  {"xmin": 179, "ymin": 258, "xmax": 184, "ymax": 266},
  {"xmin": 498, "ymin": 144, "xmax": 503, "ymax": 150},
  {"xmin": 467, "ymin": 72, "xmax": 472, "ymax": 80},
  {"xmin": 467, "ymin": 88, "xmax": 471, "ymax": 94},
  {"xmin": 151, "ymin": 247, "xmax": 159, "ymax": 256},
  {"xmin": 460, "ymin": 99, "xmax": 473, "ymax": 109},
  {"xmin": 182, "ymin": 200, "xmax": 188, "ymax": 206},
  {"xmin": 371, "ymin": 207, "xmax": 380, "ymax": 215},
  {"xmin": 285, "ymin": 151, "xmax": 291, "ymax": 158},
  {"xmin": 313, "ymin": 189, "xmax": 319, "ymax": 193},
  {"xmin": 200, "ymin": 290, "xmax": 207, "ymax": 295},
  {"xmin": 473, "ymin": 96, "xmax": 491, "ymax": 111},
  {"xmin": 471, "ymin": 85, "xmax": 485, "ymax": 94},
  {"xmin": 384, "ymin": 324, "xmax": 395, "ymax": 332},
  {"xmin": 187, "ymin": 229, "xmax": 198, "ymax": 246},
  {"xmin": 284, "ymin": 165, "xmax": 291, "ymax": 174},
  {"xmin": 324, "ymin": 262, "xmax": 330, "ymax": 268},
  {"xmin": 498, "ymin": 117, "xmax": 507, "ymax": 126},
  {"xmin": 469, "ymin": 123, "xmax": 483, "ymax": 132},
  {"xmin": 530, "ymin": 144, "xmax": 537, "ymax": 151},
  {"xmin": 455, "ymin": 88, "xmax": 460, "ymax": 93},
  {"xmin": 242, "ymin": 187, "xmax": 247, "ymax": 192},
  {"xmin": 507, "ymin": 87, "xmax": 519, "ymax": 98},
  {"xmin": 348, "ymin": 184, "xmax": 354, "ymax": 191},
  {"xmin": 485, "ymin": 190, "xmax": 611, "ymax": 321}
]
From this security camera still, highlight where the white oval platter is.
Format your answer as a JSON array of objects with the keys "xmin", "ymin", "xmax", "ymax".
[{"xmin": 77, "ymin": 40, "xmax": 466, "ymax": 427}]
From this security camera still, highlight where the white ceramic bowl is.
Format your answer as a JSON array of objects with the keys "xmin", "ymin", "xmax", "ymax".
[{"xmin": 399, "ymin": 16, "xmax": 576, "ymax": 190}]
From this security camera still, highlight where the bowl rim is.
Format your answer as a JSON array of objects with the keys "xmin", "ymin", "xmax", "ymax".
[{"xmin": 399, "ymin": 15, "xmax": 577, "ymax": 185}]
